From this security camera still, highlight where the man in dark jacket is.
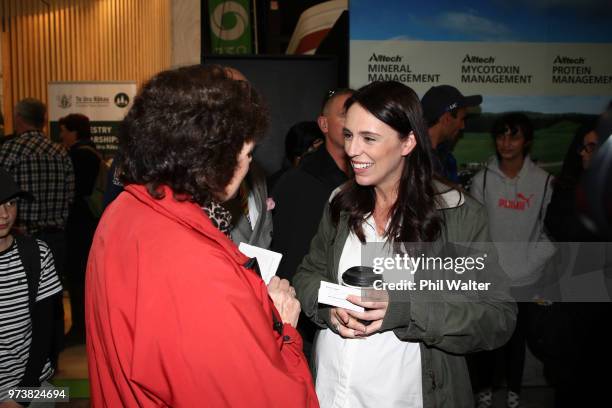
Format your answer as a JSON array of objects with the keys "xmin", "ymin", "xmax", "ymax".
[
  {"xmin": 271, "ymin": 89, "xmax": 353, "ymax": 358},
  {"xmin": 271, "ymin": 89, "xmax": 353, "ymax": 281}
]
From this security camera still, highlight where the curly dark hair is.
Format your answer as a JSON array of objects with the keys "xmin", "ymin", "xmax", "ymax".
[
  {"xmin": 117, "ymin": 64, "xmax": 268, "ymax": 205},
  {"xmin": 331, "ymin": 81, "xmax": 443, "ymax": 244}
]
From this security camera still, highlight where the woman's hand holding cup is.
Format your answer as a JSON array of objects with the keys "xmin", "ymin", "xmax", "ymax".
[
  {"xmin": 330, "ymin": 307, "xmax": 368, "ymax": 338},
  {"xmin": 345, "ymin": 290, "xmax": 389, "ymax": 335}
]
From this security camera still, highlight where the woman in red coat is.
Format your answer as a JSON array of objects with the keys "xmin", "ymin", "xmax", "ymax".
[{"xmin": 85, "ymin": 65, "xmax": 318, "ymax": 407}]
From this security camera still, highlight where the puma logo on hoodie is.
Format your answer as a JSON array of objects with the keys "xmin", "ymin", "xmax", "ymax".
[
  {"xmin": 498, "ymin": 193, "xmax": 534, "ymax": 210},
  {"xmin": 470, "ymin": 156, "xmax": 555, "ymax": 286}
]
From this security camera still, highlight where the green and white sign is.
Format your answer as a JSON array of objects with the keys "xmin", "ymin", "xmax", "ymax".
[
  {"xmin": 208, "ymin": 0, "xmax": 252, "ymax": 54},
  {"xmin": 48, "ymin": 81, "xmax": 137, "ymax": 161}
]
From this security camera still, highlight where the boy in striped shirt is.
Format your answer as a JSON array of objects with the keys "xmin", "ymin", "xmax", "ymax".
[{"xmin": 0, "ymin": 169, "xmax": 62, "ymax": 407}]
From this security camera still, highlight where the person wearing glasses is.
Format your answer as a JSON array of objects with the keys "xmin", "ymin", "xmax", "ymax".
[
  {"xmin": 469, "ymin": 113, "xmax": 554, "ymax": 408},
  {"xmin": 545, "ymin": 122, "xmax": 601, "ymax": 221},
  {"xmin": 544, "ymin": 117, "xmax": 611, "ymax": 407},
  {"xmin": 294, "ymin": 81, "xmax": 516, "ymax": 408}
]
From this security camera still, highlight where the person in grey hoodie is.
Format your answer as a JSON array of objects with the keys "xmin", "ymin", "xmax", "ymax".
[{"xmin": 469, "ymin": 113, "xmax": 554, "ymax": 408}]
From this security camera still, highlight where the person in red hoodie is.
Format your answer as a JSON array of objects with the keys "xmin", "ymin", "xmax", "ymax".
[{"xmin": 85, "ymin": 64, "xmax": 318, "ymax": 408}]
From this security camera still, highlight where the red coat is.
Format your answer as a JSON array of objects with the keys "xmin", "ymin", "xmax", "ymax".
[{"xmin": 85, "ymin": 185, "xmax": 318, "ymax": 407}]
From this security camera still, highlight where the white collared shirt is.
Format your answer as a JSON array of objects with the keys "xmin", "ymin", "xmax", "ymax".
[{"xmin": 314, "ymin": 216, "xmax": 423, "ymax": 408}]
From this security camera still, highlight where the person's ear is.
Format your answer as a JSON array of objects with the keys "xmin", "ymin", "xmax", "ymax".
[
  {"xmin": 400, "ymin": 131, "xmax": 417, "ymax": 156},
  {"xmin": 317, "ymin": 115, "xmax": 328, "ymax": 134},
  {"xmin": 440, "ymin": 111, "xmax": 452, "ymax": 126}
]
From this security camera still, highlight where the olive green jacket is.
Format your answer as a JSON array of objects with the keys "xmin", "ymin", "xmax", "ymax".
[{"xmin": 293, "ymin": 186, "xmax": 517, "ymax": 408}]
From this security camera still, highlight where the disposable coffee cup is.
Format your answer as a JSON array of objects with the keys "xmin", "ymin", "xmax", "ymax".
[{"xmin": 341, "ymin": 266, "xmax": 380, "ymax": 326}]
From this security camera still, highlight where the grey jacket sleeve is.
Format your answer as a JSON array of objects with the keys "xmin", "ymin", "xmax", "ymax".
[
  {"xmin": 540, "ymin": 173, "xmax": 554, "ymax": 222},
  {"xmin": 469, "ymin": 170, "xmax": 485, "ymax": 205},
  {"xmin": 293, "ymin": 204, "xmax": 337, "ymax": 331},
  {"xmin": 380, "ymin": 203, "xmax": 517, "ymax": 354}
]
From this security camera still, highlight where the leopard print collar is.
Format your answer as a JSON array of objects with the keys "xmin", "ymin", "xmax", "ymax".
[{"xmin": 202, "ymin": 200, "xmax": 232, "ymax": 238}]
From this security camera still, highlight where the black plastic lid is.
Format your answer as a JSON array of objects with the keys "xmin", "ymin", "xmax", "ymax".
[{"xmin": 341, "ymin": 266, "xmax": 380, "ymax": 288}]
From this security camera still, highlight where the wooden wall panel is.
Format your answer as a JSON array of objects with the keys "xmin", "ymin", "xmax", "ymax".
[{"xmin": 0, "ymin": 0, "xmax": 172, "ymax": 134}]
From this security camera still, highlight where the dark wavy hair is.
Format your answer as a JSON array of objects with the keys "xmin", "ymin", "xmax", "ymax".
[
  {"xmin": 285, "ymin": 121, "xmax": 323, "ymax": 163},
  {"xmin": 117, "ymin": 64, "xmax": 268, "ymax": 205},
  {"xmin": 558, "ymin": 121, "xmax": 595, "ymax": 186},
  {"xmin": 491, "ymin": 112, "xmax": 534, "ymax": 158},
  {"xmin": 331, "ymin": 81, "xmax": 443, "ymax": 243},
  {"xmin": 59, "ymin": 113, "xmax": 91, "ymax": 140}
]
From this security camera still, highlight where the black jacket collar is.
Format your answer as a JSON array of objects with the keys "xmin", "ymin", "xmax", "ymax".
[{"xmin": 299, "ymin": 145, "xmax": 347, "ymax": 186}]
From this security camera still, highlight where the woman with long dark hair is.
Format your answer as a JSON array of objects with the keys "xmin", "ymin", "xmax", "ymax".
[
  {"xmin": 544, "ymin": 116, "xmax": 611, "ymax": 407},
  {"xmin": 85, "ymin": 65, "xmax": 318, "ymax": 407},
  {"xmin": 293, "ymin": 81, "xmax": 516, "ymax": 407},
  {"xmin": 546, "ymin": 121, "xmax": 600, "ymax": 241}
]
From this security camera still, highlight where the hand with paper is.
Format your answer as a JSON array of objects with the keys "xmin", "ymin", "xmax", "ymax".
[
  {"xmin": 318, "ymin": 281, "xmax": 389, "ymax": 337},
  {"xmin": 267, "ymin": 276, "xmax": 301, "ymax": 327},
  {"xmin": 238, "ymin": 243, "xmax": 282, "ymax": 284}
]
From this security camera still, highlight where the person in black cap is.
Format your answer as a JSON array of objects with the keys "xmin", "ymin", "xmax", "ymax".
[
  {"xmin": 0, "ymin": 168, "xmax": 34, "ymax": 240},
  {"xmin": 421, "ymin": 85, "xmax": 482, "ymax": 183},
  {"xmin": 0, "ymin": 168, "xmax": 64, "ymax": 405}
]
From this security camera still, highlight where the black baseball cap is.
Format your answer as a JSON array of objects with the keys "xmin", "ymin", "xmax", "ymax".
[
  {"xmin": 421, "ymin": 85, "xmax": 482, "ymax": 123},
  {"xmin": 0, "ymin": 168, "xmax": 33, "ymax": 204}
]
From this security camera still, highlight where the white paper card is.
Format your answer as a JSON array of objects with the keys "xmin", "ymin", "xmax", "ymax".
[
  {"xmin": 238, "ymin": 243, "xmax": 283, "ymax": 285},
  {"xmin": 318, "ymin": 281, "xmax": 365, "ymax": 312}
]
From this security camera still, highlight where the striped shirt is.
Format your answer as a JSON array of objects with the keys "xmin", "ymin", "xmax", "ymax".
[
  {"xmin": 0, "ymin": 130, "xmax": 75, "ymax": 235},
  {"xmin": 0, "ymin": 239, "xmax": 62, "ymax": 396}
]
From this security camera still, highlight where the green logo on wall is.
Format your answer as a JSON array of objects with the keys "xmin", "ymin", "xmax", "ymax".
[{"xmin": 209, "ymin": 0, "xmax": 252, "ymax": 54}]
